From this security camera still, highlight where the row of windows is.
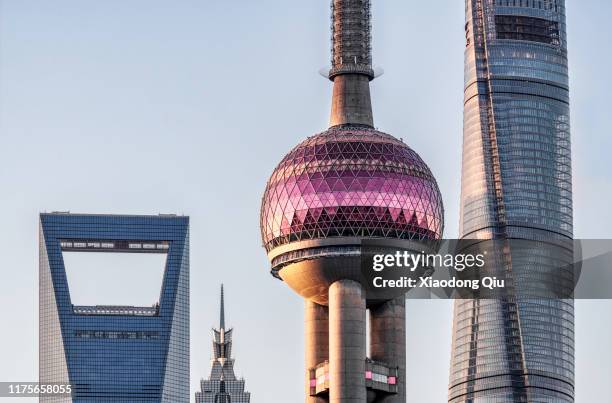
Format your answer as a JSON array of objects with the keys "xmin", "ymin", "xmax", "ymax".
[
  {"xmin": 74, "ymin": 330, "xmax": 160, "ymax": 340},
  {"xmin": 494, "ymin": 0, "xmax": 561, "ymax": 11},
  {"xmin": 496, "ymin": 15, "xmax": 560, "ymax": 46}
]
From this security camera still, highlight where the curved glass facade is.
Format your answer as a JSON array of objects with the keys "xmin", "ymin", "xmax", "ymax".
[{"xmin": 449, "ymin": 0, "xmax": 574, "ymax": 401}]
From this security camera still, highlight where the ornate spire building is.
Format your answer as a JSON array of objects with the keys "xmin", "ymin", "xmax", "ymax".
[{"xmin": 195, "ymin": 286, "xmax": 250, "ymax": 403}]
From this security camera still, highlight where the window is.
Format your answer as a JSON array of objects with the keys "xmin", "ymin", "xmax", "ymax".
[{"xmin": 495, "ymin": 15, "xmax": 560, "ymax": 45}]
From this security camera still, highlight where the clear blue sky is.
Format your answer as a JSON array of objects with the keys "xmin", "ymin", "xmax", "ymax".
[{"xmin": 0, "ymin": 1, "xmax": 611, "ymax": 402}]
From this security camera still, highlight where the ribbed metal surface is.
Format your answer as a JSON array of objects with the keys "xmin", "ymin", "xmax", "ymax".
[{"xmin": 329, "ymin": 0, "xmax": 374, "ymax": 79}]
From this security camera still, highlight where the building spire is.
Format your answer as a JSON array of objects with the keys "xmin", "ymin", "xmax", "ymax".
[
  {"xmin": 196, "ymin": 285, "xmax": 250, "ymax": 402},
  {"xmin": 328, "ymin": 0, "xmax": 375, "ymax": 128},
  {"xmin": 212, "ymin": 284, "xmax": 231, "ymax": 362},
  {"xmin": 220, "ymin": 284, "xmax": 225, "ymax": 330}
]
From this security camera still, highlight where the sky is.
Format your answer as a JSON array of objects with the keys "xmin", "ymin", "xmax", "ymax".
[{"xmin": 0, "ymin": 1, "xmax": 611, "ymax": 402}]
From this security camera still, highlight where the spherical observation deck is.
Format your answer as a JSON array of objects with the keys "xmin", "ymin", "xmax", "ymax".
[{"xmin": 259, "ymin": 125, "xmax": 444, "ymax": 304}]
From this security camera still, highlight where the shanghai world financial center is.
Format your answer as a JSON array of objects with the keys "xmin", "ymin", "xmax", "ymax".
[
  {"xmin": 37, "ymin": 1, "xmax": 575, "ymax": 402},
  {"xmin": 39, "ymin": 214, "xmax": 190, "ymax": 402}
]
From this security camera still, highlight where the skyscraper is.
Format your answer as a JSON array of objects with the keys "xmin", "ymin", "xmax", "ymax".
[
  {"xmin": 449, "ymin": 1, "xmax": 574, "ymax": 402},
  {"xmin": 39, "ymin": 213, "xmax": 190, "ymax": 402},
  {"xmin": 259, "ymin": 1, "xmax": 444, "ymax": 402},
  {"xmin": 195, "ymin": 285, "xmax": 250, "ymax": 403}
]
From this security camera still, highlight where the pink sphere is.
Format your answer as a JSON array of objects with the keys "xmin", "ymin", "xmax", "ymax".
[{"xmin": 260, "ymin": 125, "xmax": 444, "ymax": 254}]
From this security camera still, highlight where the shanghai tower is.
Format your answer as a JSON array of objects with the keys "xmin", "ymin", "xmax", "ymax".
[
  {"xmin": 449, "ymin": 1, "xmax": 574, "ymax": 402},
  {"xmin": 260, "ymin": 1, "xmax": 443, "ymax": 402}
]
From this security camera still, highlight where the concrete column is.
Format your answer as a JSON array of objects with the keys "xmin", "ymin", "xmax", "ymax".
[
  {"xmin": 305, "ymin": 300, "xmax": 330, "ymax": 403},
  {"xmin": 369, "ymin": 297, "xmax": 406, "ymax": 403},
  {"xmin": 330, "ymin": 74, "xmax": 374, "ymax": 127},
  {"xmin": 329, "ymin": 279, "xmax": 367, "ymax": 403}
]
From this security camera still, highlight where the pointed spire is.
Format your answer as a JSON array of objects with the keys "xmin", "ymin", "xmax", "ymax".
[
  {"xmin": 328, "ymin": 0, "xmax": 375, "ymax": 127},
  {"xmin": 220, "ymin": 284, "xmax": 225, "ymax": 330}
]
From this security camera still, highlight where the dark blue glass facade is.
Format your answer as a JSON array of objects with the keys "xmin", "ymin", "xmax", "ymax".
[{"xmin": 39, "ymin": 213, "xmax": 190, "ymax": 402}]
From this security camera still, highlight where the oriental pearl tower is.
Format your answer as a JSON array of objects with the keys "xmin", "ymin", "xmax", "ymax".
[{"xmin": 260, "ymin": 1, "xmax": 444, "ymax": 402}]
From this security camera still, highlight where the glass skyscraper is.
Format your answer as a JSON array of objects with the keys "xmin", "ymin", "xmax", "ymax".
[
  {"xmin": 39, "ymin": 213, "xmax": 190, "ymax": 402},
  {"xmin": 195, "ymin": 286, "xmax": 250, "ymax": 403},
  {"xmin": 449, "ymin": 1, "xmax": 574, "ymax": 402}
]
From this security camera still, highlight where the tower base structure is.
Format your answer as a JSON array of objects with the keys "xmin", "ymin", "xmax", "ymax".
[
  {"xmin": 306, "ymin": 300, "xmax": 329, "ymax": 403},
  {"xmin": 305, "ymin": 280, "xmax": 406, "ymax": 403}
]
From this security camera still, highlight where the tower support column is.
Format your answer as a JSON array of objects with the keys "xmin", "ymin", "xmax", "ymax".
[
  {"xmin": 305, "ymin": 300, "xmax": 329, "ymax": 403},
  {"xmin": 370, "ymin": 297, "xmax": 406, "ymax": 403},
  {"xmin": 330, "ymin": 74, "xmax": 374, "ymax": 127},
  {"xmin": 329, "ymin": 279, "xmax": 367, "ymax": 403}
]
